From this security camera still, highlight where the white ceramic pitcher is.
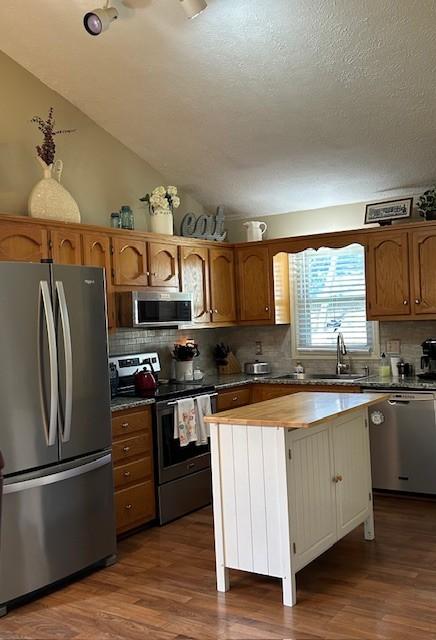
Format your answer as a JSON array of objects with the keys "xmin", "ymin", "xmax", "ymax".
[{"xmin": 243, "ymin": 220, "xmax": 267, "ymax": 242}]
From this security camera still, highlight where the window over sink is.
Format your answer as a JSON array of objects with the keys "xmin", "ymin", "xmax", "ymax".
[{"xmin": 290, "ymin": 244, "xmax": 378, "ymax": 358}]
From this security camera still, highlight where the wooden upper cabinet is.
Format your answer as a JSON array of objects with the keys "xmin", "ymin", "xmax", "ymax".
[
  {"xmin": 366, "ymin": 232, "xmax": 411, "ymax": 318},
  {"xmin": 82, "ymin": 232, "xmax": 115, "ymax": 328},
  {"xmin": 209, "ymin": 247, "xmax": 237, "ymax": 323},
  {"xmin": 50, "ymin": 228, "xmax": 82, "ymax": 265},
  {"xmin": 112, "ymin": 237, "xmax": 148, "ymax": 287},
  {"xmin": 236, "ymin": 245, "xmax": 273, "ymax": 322},
  {"xmin": 411, "ymin": 229, "xmax": 436, "ymax": 315},
  {"xmin": 0, "ymin": 221, "xmax": 49, "ymax": 263},
  {"xmin": 180, "ymin": 245, "xmax": 211, "ymax": 324},
  {"xmin": 148, "ymin": 241, "xmax": 179, "ymax": 288}
]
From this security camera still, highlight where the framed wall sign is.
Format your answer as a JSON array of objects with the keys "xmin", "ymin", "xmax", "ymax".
[{"xmin": 364, "ymin": 198, "xmax": 413, "ymax": 226}]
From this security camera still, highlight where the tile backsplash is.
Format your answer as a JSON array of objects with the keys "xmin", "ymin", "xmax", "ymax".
[{"xmin": 109, "ymin": 320, "xmax": 436, "ymax": 378}]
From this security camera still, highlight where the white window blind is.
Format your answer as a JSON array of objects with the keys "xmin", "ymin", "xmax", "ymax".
[{"xmin": 291, "ymin": 244, "xmax": 375, "ymax": 353}]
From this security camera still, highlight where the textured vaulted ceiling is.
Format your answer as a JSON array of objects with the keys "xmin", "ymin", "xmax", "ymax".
[{"xmin": 1, "ymin": 0, "xmax": 436, "ymax": 218}]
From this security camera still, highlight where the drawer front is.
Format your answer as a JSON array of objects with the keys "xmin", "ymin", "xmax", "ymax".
[
  {"xmin": 112, "ymin": 433, "xmax": 151, "ymax": 464},
  {"xmin": 115, "ymin": 481, "xmax": 155, "ymax": 533},
  {"xmin": 113, "ymin": 457, "xmax": 153, "ymax": 490},
  {"xmin": 217, "ymin": 386, "xmax": 251, "ymax": 411},
  {"xmin": 112, "ymin": 408, "xmax": 152, "ymax": 439}
]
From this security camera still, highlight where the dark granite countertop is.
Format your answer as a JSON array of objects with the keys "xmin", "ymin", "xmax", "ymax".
[
  {"xmin": 111, "ymin": 373, "xmax": 436, "ymax": 412},
  {"xmin": 111, "ymin": 396, "xmax": 155, "ymax": 413}
]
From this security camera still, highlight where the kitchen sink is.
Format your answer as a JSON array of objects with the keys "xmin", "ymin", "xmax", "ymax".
[{"xmin": 277, "ymin": 373, "xmax": 369, "ymax": 381}]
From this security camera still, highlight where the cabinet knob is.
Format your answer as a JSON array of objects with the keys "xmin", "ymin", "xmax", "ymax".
[
  {"xmin": 125, "ymin": 504, "xmax": 133, "ymax": 510},
  {"xmin": 121, "ymin": 422, "xmax": 129, "ymax": 429},
  {"xmin": 232, "ymin": 396, "xmax": 238, "ymax": 401},
  {"xmin": 123, "ymin": 446, "xmax": 130, "ymax": 453},
  {"xmin": 150, "ymin": 272, "xmax": 157, "ymax": 277},
  {"xmin": 265, "ymin": 306, "xmax": 269, "ymax": 311},
  {"xmin": 415, "ymin": 299, "xmax": 421, "ymax": 304},
  {"xmin": 333, "ymin": 474, "xmax": 343, "ymax": 483},
  {"xmin": 403, "ymin": 300, "xmax": 408, "ymax": 305},
  {"xmin": 123, "ymin": 471, "xmax": 131, "ymax": 478},
  {"xmin": 214, "ymin": 309, "xmax": 218, "ymax": 313}
]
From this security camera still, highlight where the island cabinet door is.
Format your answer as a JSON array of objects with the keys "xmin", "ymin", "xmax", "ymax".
[
  {"xmin": 365, "ymin": 231, "xmax": 411, "ymax": 318},
  {"xmin": 332, "ymin": 412, "xmax": 372, "ymax": 540},
  {"xmin": 287, "ymin": 424, "xmax": 337, "ymax": 572},
  {"xmin": 209, "ymin": 247, "xmax": 237, "ymax": 323}
]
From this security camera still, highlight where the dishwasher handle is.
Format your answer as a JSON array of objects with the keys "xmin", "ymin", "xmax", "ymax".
[{"xmin": 388, "ymin": 399, "xmax": 410, "ymax": 405}]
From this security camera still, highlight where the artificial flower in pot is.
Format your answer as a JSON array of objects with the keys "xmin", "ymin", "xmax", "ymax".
[
  {"xmin": 417, "ymin": 187, "xmax": 436, "ymax": 221},
  {"xmin": 172, "ymin": 341, "xmax": 200, "ymax": 382},
  {"xmin": 140, "ymin": 185, "xmax": 180, "ymax": 235},
  {"xmin": 28, "ymin": 107, "xmax": 81, "ymax": 223}
]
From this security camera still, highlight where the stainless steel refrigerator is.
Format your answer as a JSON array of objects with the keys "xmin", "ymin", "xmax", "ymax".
[{"xmin": 0, "ymin": 262, "xmax": 116, "ymax": 616}]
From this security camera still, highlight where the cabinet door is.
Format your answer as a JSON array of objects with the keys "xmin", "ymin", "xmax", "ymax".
[
  {"xmin": 0, "ymin": 221, "xmax": 49, "ymax": 262},
  {"xmin": 366, "ymin": 232, "xmax": 411, "ymax": 318},
  {"xmin": 332, "ymin": 412, "xmax": 371, "ymax": 540},
  {"xmin": 287, "ymin": 424, "xmax": 337, "ymax": 571},
  {"xmin": 209, "ymin": 247, "xmax": 237, "ymax": 323},
  {"xmin": 148, "ymin": 241, "xmax": 179, "ymax": 288},
  {"xmin": 83, "ymin": 232, "xmax": 115, "ymax": 328},
  {"xmin": 112, "ymin": 237, "xmax": 148, "ymax": 287},
  {"xmin": 237, "ymin": 246, "xmax": 273, "ymax": 321},
  {"xmin": 411, "ymin": 229, "xmax": 436, "ymax": 315},
  {"xmin": 180, "ymin": 245, "xmax": 211, "ymax": 324},
  {"xmin": 50, "ymin": 228, "xmax": 82, "ymax": 265}
]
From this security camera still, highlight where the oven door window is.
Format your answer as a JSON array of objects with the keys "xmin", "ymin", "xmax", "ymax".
[{"xmin": 161, "ymin": 410, "xmax": 209, "ymax": 468}]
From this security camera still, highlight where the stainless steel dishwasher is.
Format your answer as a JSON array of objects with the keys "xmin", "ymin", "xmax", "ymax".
[{"xmin": 367, "ymin": 390, "xmax": 436, "ymax": 494}]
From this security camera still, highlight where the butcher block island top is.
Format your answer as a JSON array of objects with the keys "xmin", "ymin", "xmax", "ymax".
[{"xmin": 205, "ymin": 391, "xmax": 389, "ymax": 429}]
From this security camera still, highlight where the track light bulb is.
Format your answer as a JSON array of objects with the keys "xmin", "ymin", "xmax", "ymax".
[
  {"xmin": 180, "ymin": 0, "xmax": 207, "ymax": 19},
  {"xmin": 83, "ymin": 5, "xmax": 118, "ymax": 36}
]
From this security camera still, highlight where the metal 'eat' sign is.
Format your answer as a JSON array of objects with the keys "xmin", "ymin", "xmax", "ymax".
[{"xmin": 180, "ymin": 205, "xmax": 227, "ymax": 242}]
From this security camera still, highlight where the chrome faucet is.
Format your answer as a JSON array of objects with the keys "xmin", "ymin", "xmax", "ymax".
[{"xmin": 336, "ymin": 332, "xmax": 349, "ymax": 375}]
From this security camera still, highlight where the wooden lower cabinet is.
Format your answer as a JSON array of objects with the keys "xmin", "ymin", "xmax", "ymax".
[
  {"xmin": 112, "ymin": 406, "xmax": 156, "ymax": 535},
  {"xmin": 217, "ymin": 386, "xmax": 252, "ymax": 411},
  {"xmin": 251, "ymin": 383, "xmax": 360, "ymax": 403}
]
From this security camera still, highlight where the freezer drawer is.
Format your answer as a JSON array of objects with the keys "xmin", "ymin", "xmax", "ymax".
[
  {"xmin": 0, "ymin": 454, "xmax": 116, "ymax": 609},
  {"xmin": 369, "ymin": 392, "xmax": 436, "ymax": 494}
]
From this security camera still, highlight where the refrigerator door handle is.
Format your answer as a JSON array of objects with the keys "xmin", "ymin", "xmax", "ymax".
[
  {"xmin": 3, "ymin": 454, "xmax": 112, "ymax": 494},
  {"xmin": 40, "ymin": 281, "xmax": 58, "ymax": 447},
  {"xmin": 56, "ymin": 281, "xmax": 73, "ymax": 443}
]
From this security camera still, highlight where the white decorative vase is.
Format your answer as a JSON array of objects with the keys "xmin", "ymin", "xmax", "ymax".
[
  {"xmin": 149, "ymin": 209, "xmax": 174, "ymax": 235},
  {"xmin": 28, "ymin": 157, "xmax": 81, "ymax": 223},
  {"xmin": 175, "ymin": 360, "xmax": 194, "ymax": 382},
  {"xmin": 243, "ymin": 220, "xmax": 267, "ymax": 242}
]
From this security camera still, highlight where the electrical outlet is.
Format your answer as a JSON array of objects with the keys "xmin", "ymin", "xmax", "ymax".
[
  {"xmin": 255, "ymin": 341, "xmax": 263, "ymax": 355},
  {"xmin": 386, "ymin": 340, "xmax": 401, "ymax": 354}
]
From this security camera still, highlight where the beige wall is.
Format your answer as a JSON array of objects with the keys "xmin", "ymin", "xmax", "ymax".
[
  {"xmin": 0, "ymin": 52, "xmax": 204, "ymax": 234},
  {"xmin": 226, "ymin": 201, "xmax": 421, "ymax": 242}
]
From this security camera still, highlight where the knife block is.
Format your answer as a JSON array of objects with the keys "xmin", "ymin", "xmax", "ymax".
[{"xmin": 217, "ymin": 352, "xmax": 241, "ymax": 375}]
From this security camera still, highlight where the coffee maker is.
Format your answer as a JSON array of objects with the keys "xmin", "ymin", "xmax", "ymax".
[{"xmin": 419, "ymin": 338, "xmax": 436, "ymax": 379}]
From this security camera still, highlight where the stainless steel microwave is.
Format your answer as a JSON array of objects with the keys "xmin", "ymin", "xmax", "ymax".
[{"xmin": 117, "ymin": 291, "xmax": 193, "ymax": 328}]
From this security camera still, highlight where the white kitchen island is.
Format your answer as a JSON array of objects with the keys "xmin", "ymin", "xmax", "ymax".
[{"xmin": 204, "ymin": 391, "xmax": 388, "ymax": 607}]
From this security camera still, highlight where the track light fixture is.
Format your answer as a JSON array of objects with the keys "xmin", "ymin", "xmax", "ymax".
[
  {"xmin": 83, "ymin": 2, "xmax": 118, "ymax": 36},
  {"xmin": 179, "ymin": 0, "xmax": 208, "ymax": 19}
]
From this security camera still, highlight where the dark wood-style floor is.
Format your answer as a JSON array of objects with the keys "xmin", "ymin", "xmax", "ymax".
[{"xmin": 2, "ymin": 496, "xmax": 436, "ymax": 639}]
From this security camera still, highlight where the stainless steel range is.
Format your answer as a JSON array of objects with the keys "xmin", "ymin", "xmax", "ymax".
[{"xmin": 109, "ymin": 352, "xmax": 217, "ymax": 524}]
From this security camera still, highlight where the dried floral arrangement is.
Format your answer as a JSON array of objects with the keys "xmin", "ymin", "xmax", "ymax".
[
  {"xmin": 140, "ymin": 186, "xmax": 181, "ymax": 215},
  {"xmin": 31, "ymin": 107, "xmax": 76, "ymax": 167}
]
